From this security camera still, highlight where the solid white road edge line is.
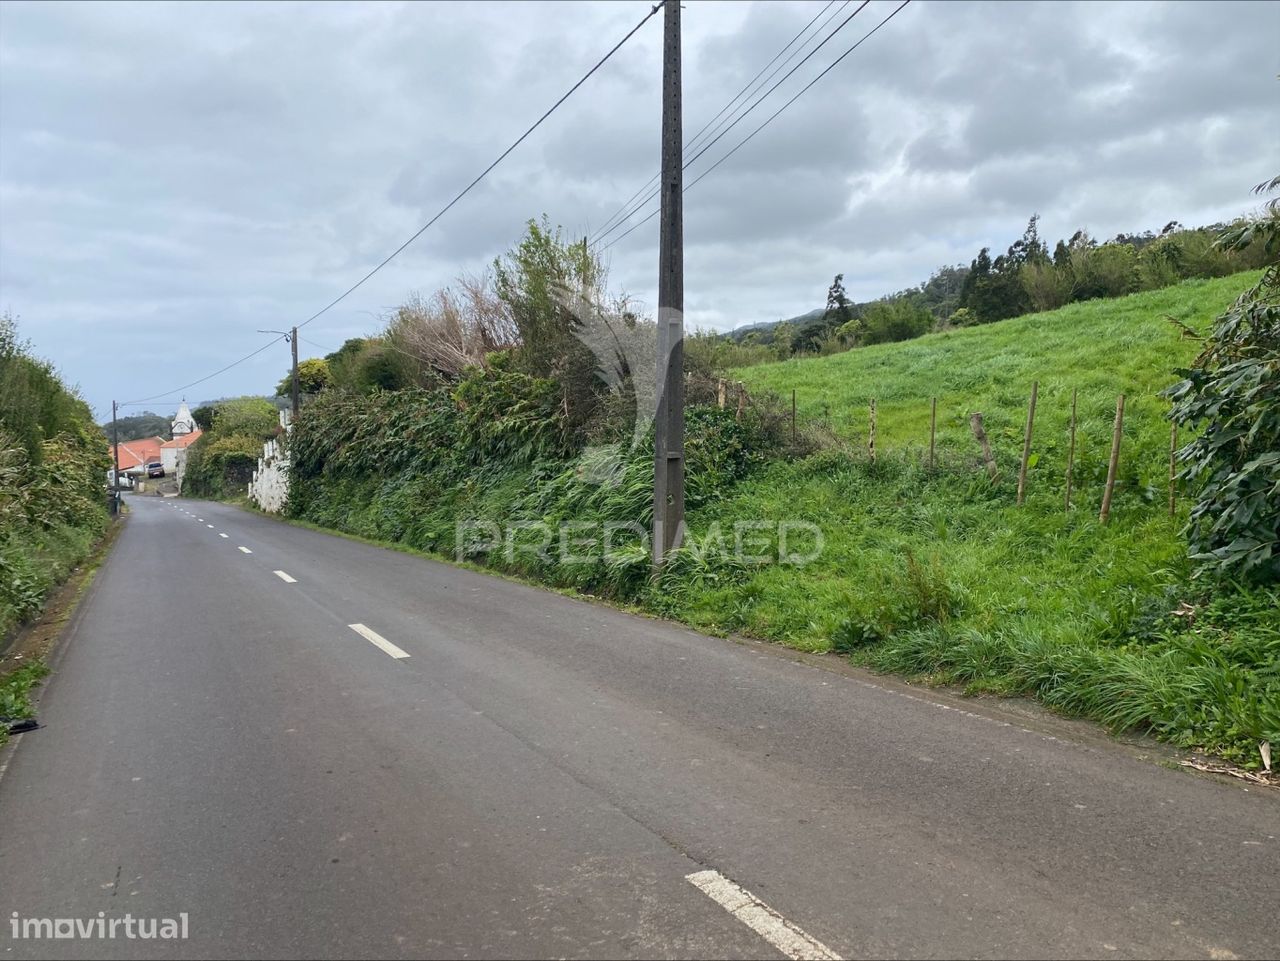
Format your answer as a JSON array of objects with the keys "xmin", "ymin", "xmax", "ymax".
[
  {"xmin": 685, "ymin": 870, "xmax": 842, "ymax": 961},
  {"xmin": 238, "ymin": 546, "xmax": 253, "ymax": 554},
  {"xmin": 0, "ymin": 732, "xmax": 23, "ymax": 787},
  {"xmin": 273, "ymin": 571, "xmax": 297, "ymax": 583},
  {"xmin": 348, "ymin": 623, "xmax": 410, "ymax": 660}
]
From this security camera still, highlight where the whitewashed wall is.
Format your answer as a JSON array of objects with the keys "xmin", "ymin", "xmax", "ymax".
[{"xmin": 248, "ymin": 410, "xmax": 292, "ymax": 514}]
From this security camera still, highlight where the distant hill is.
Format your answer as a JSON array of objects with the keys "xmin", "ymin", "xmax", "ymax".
[
  {"xmin": 728, "ymin": 309, "xmax": 824, "ymax": 342},
  {"xmin": 100, "ymin": 411, "xmax": 171, "ymax": 442},
  {"xmin": 727, "ymin": 265, "xmax": 969, "ymax": 350}
]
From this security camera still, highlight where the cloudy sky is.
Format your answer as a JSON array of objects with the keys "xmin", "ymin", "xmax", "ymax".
[{"xmin": 1, "ymin": 0, "xmax": 1276, "ymax": 420}]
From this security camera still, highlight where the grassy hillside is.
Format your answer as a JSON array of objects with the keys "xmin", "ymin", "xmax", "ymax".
[
  {"xmin": 671, "ymin": 272, "xmax": 1275, "ymax": 765},
  {"xmin": 737, "ymin": 274, "xmax": 1259, "ymax": 480}
]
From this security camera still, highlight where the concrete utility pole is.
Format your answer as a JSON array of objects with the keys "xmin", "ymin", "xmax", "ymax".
[
  {"xmin": 111, "ymin": 399, "xmax": 121, "ymax": 514},
  {"xmin": 259, "ymin": 327, "xmax": 301, "ymax": 420},
  {"xmin": 290, "ymin": 325, "xmax": 300, "ymax": 420},
  {"xmin": 653, "ymin": 0, "xmax": 684, "ymax": 568}
]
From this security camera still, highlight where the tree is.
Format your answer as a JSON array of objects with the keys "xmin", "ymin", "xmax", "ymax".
[
  {"xmin": 493, "ymin": 217, "xmax": 618, "ymax": 432},
  {"xmin": 915, "ymin": 265, "xmax": 969, "ymax": 322},
  {"xmin": 1021, "ymin": 260, "xmax": 1072, "ymax": 312},
  {"xmin": 275, "ymin": 357, "xmax": 332, "ymax": 397},
  {"xmin": 823, "ymin": 274, "xmax": 851, "ymax": 327},
  {"xmin": 191, "ymin": 404, "xmax": 217, "ymax": 431},
  {"xmin": 960, "ymin": 216, "xmax": 1047, "ymax": 323},
  {"xmin": 860, "ymin": 298, "xmax": 932, "ymax": 345},
  {"xmin": 494, "ymin": 216, "xmax": 599, "ymax": 376},
  {"xmin": 210, "ymin": 397, "xmax": 279, "ymax": 440},
  {"xmin": 1164, "ymin": 174, "xmax": 1280, "ymax": 582},
  {"xmin": 1052, "ymin": 239, "xmax": 1071, "ymax": 269},
  {"xmin": 958, "ymin": 247, "xmax": 992, "ymax": 313},
  {"xmin": 1069, "ymin": 241, "xmax": 1137, "ymax": 301},
  {"xmin": 772, "ymin": 321, "xmax": 795, "ymax": 359}
]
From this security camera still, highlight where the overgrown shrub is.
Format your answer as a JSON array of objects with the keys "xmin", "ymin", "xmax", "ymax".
[
  {"xmin": 1165, "ymin": 175, "xmax": 1280, "ymax": 582},
  {"xmin": 183, "ymin": 396, "xmax": 280, "ymax": 498},
  {"xmin": 0, "ymin": 313, "xmax": 109, "ymax": 637}
]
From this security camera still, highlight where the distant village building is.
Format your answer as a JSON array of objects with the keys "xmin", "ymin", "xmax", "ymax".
[
  {"xmin": 171, "ymin": 400, "xmax": 196, "ymax": 436},
  {"xmin": 110, "ymin": 436, "xmax": 166, "ymax": 476},
  {"xmin": 160, "ymin": 431, "xmax": 202, "ymax": 474},
  {"xmin": 109, "ymin": 400, "xmax": 202, "ymax": 480}
]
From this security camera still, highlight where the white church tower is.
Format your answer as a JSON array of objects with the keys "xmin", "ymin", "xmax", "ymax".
[{"xmin": 172, "ymin": 400, "xmax": 196, "ymax": 437}]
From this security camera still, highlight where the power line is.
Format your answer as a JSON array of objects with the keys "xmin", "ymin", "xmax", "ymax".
[
  {"xmin": 121, "ymin": 2, "xmax": 662, "ymax": 407},
  {"xmin": 121, "ymin": 335, "xmax": 286, "ymax": 406},
  {"xmin": 591, "ymin": 0, "xmax": 842, "ymax": 243},
  {"xmin": 592, "ymin": 0, "xmax": 870, "ymax": 249},
  {"xmin": 294, "ymin": 2, "xmax": 661, "ymax": 333},
  {"xmin": 601, "ymin": 0, "xmax": 910, "ymax": 254},
  {"xmin": 595, "ymin": 0, "xmax": 869, "ymax": 248},
  {"xmin": 298, "ymin": 335, "xmax": 335, "ymax": 353}
]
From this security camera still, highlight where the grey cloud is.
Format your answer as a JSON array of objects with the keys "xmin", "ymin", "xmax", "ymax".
[{"xmin": 1, "ymin": 0, "xmax": 1276, "ymax": 419}]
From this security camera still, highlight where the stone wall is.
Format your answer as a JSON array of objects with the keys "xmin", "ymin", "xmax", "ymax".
[{"xmin": 248, "ymin": 410, "xmax": 291, "ymax": 514}]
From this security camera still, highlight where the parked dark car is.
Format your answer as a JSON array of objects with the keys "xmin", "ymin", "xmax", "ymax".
[{"xmin": 146, "ymin": 461, "xmax": 165, "ymax": 478}]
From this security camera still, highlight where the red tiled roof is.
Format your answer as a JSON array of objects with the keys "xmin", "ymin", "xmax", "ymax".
[
  {"xmin": 111, "ymin": 436, "xmax": 165, "ymax": 470},
  {"xmin": 160, "ymin": 430, "xmax": 203, "ymax": 449}
]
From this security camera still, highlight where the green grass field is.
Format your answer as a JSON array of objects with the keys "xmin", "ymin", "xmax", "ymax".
[
  {"xmin": 661, "ymin": 272, "xmax": 1276, "ymax": 766},
  {"xmin": 736, "ymin": 274, "xmax": 1259, "ymax": 482}
]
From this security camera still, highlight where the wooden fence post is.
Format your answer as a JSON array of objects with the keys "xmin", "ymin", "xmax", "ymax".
[
  {"xmin": 736, "ymin": 382, "xmax": 746, "ymax": 423},
  {"xmin": 929, "ymin": 397, "xmax": 937, "ymax": 472},
  {"xmin": 1099, "ymin": 393, "xmax": 1125, "ymax": 524},
  {"xmin": 791, "ymin": 388, "xmax": 797, "ymax": 445},
  {"xmin": 1017, "ymin": 381, "xmax": 1038, "ymax": 506},
  {"xmin": 1169, "ymin": 421, "xmax": 1178, "ymax": 517},
  {"xmin": 717, "ymin": 379, "xmax": 726, "ymax": 409},
  {"xmin": 868, "ymin": 398, "xmax": 877, "ymax": 464},
  {"xmin": 970, "ymin": 412, "xmax": 998, "ymax": 480},
  {"xmin": 1065, "ymin": 388, "xmax": 1077, "ymax": 511}
]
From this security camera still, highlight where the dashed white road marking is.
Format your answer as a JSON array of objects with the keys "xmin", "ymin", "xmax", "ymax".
[
  {"xmin": 206, "ymin": 524, "xmax": 214, "ymax": 528},
  {"xmin": 238, "ymin": 546, "xmax": 253, "ymax": 554},
  {"xmin": 686, "ymin": 870, "xmax": 841, "ymax": 961},
  {"xmin": 219, "ymin": 533, "xmax": 229, "ymax": 538},
  {"xmin": 273, "ymin": 570, "xmax": 297, "ymax": 583},
  {"xmin": 348, "ymin": 623, "xmax": 410, "ymax": 660}
]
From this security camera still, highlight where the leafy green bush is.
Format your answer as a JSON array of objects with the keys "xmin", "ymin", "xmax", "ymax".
[
  {"xmin": 0, "ymin": 314, "xmax": 109, "ymax": 637},
  {"xmin": 183, "ymin": 396, "xmax": 281, "ymax": 498},
  {"xmin": 1165, "ymin": 176, "xmax": 1279, "ymax": 581},
  {"xmin": 454, "ymin": 357, "xmax": 568, "ymax": 464}
]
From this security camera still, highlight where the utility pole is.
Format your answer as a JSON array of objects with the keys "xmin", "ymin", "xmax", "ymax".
[
  {"xmin": 290, "ymin": 325, "xmax": 300, "ymax": 421},
  {"xmin": 111, "ymin": 399, "xmax": 121, "ymax": 514},
  {"xmin": 653, "ymin": 0, "xmax": 684, "ymax": 568},
  {"xmin": 259, "ymin": 327, "xmax": 301, "ymax": 421}
]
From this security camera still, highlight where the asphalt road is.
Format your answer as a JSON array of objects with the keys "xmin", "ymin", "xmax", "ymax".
[{"xmin": 1, "ymin": 495, "xmax": 1276, "ymax": 960}]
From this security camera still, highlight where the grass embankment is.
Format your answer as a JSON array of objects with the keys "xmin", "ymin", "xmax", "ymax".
[
  {"xmin": 712, "ymin": 272, "xmax": 1276, "ymax": 765},
  {"xmin": 2, "ymin": 311, "xmax": 112, "ymax": 743},
  {"xmin": 1, "ymin": 522, "xmax": 106, "ymax": 639},
  {"xmin": 286, "ymin": 273, "xmax": 1277, "ymax": 766}
]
